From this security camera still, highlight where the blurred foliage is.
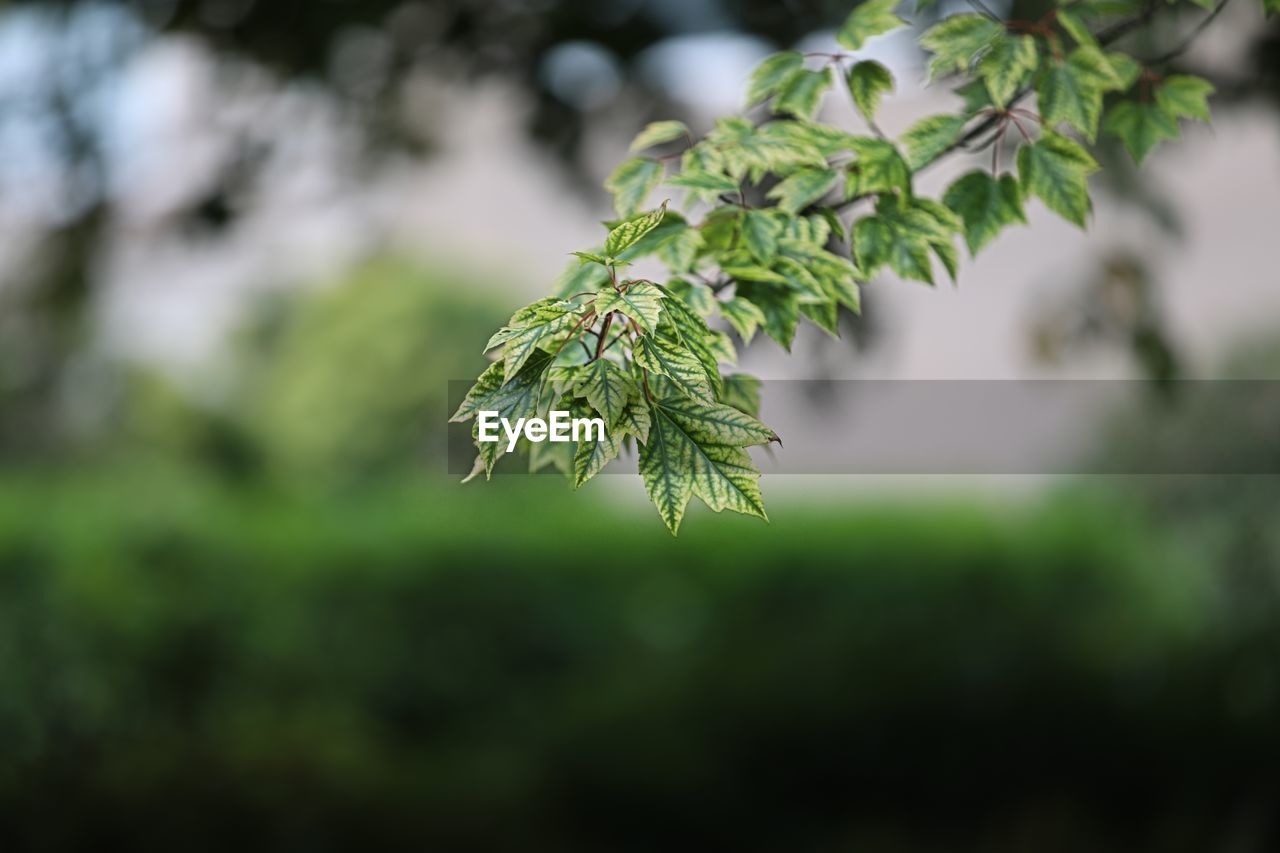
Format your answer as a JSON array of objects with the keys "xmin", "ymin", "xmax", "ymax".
[
  {"xmin": 3, "ymin": 469, "xmax": 1279, "ymax": 850},
  {"xmin": 1092, "ymin": 330, "xmax": 1280, "ymax": 656},
  {"xmin": 233, "ymin": 258, "xmax": 502, "ymax": 483}
]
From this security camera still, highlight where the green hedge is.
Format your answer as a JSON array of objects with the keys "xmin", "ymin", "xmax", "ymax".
[{"xmin": 1, "ymin": 470, "xmax": 1276, "ymax": 851}]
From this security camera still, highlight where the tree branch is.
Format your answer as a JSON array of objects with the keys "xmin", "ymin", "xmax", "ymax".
[{"xmin": 1143, "ymin": 0, "xmax": 1232, "ymax": 66}]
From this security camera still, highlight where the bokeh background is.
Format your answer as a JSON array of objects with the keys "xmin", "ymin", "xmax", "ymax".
[{"xmin": 2, "ymin": 0, "xmax": 1280, "ymax": 849}]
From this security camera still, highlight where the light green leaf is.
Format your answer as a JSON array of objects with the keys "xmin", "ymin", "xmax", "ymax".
[
  {"xmin": 801, "ymin": 300, "xmax": 840, "ymax": 336},
  {"xmin": 572, "ymin": 358, "xmax": 635, "ymax": 425},
  {"xmin": 571, "ymin": 251, "xmax": 612, "ymax": 266},
  {"xmin": 742, "ymin": 209, "xmax": 784, "ymax": 264},
  {"xmin": 633, "ymin": 335, "xmax": 717, "ymax": 403},
  {"xmin": 572, "ymin": 408, "xmax": 623, "ymax": 488},
  {"xmin": 1156, "ymin": 74, "xmax": 1214, "ymax": 123},
  {"xmin": 640, "ymin": 397, "xmax": 773, "ymax": 534},
  {"xmin": 1106, "ymin": 52, "xmax": 1142, "ymax": 90},
  {"xmin": 638, "ymin": 406, "xmax": 692, "ymax": 534},
  {"xmin": 650, "ymin": 224, "xmax": 705, "ymax": 272},
  {"xmin": 722, "ymin": 265, "xmax": 790, "ymax": 285},
  {"xmin": 775, "ymin": 255, "xmax": 829, "ymax": 302},
  {"xmin": 942, "ymin": 170, "xmax": 1027, "ymax": 255},
  {"xmin": 978, "ymin": 33, "xmax": 1039, "ymax": 108},
  {"xmin": 920, "ymin": 13, "xmax": 1003, "ymax": 79},
  {"xmin": 605, "ymin": 157, "xmax": 664, "ymax": 217},
  {"xmin": 773, "ymin": 68, "xmax": 832, "ymax": 119},
  {"xmin": 1102, "ymin": 100, "xmax": 1181, "ymax": 164},
  {"xmin": 667, "ymin": 169, "xmax": 740, "ymax": 206},
  {"xmin": 665, "ymin": 277, "xmax": 718, "ymax": 316},
  {"xmin": 483, "ymin": 299, "xmax": 582, "ymax": 384},
  {"xmin": 718, "ymin": 373, "xmax": 762, "ymax": 417},
  {"xmin": 616, "ymin": 398, "xmax": 652, "ymax": 444},
  {"xmin": 595, "ymin": 280, "xmax": 666, "ymax": 334},
  {"xmin": 721, "ymin": 296, "xmax": 767, "ymax": 343},
  {"xmin": 766, "ymin": 167, "xmax": 840, "ymax": 213},
  {"xmin": 1056, "ymin": 9, "xmax": 1099, "ymax": 48},
  {"xmin": 735, "ymin": 282, "xmax": 800, "ymax": 349},
  {"xmin": 1017, "ymin": 130, "xmax": 1099, "ymax": 226},
  {"xmin": 657, "ymin": 394, "xmax": 776, "ymax": 446},
  {"xmin": 1036, "ymin": 53, "xmax": 1108, "ymax": 141},
  {"xmin": 845, "ymin": 60, "xmax": 895, "ymax": 122},
  {"xmin": 854, "ymin": 214, "xmax": 933, "ymax": 284},
  {"xmin": 451, "ymin": 350, "xmax": 554, "ymax": 477},
  {"xmin": 658, "ymin": 292, "xmax": 726, "ymax": 393},
  {"xmin": 837, "ymin": 0, "xmax": 908, "ymax": 51},
  {"xmin": 900, "ymin": 113, "xmax": 968, "ymax": 169},
  {"xmin": 528, "ymin": 436, "xmax": 573, "ymax": 476},
  {"xmin": 746, "ymin": 51, "xmax": 805, "ymax": 105},
  {"xmin": 843, "ymin": 137, "xmax": 911, "ymax": 198},
  {"xmin": 630, "ymin": 120, "xmax": 689, "ymax": 152},
  {"xmin": 604, "ymin": 201, "xmax": 669, "ymax": 257}
]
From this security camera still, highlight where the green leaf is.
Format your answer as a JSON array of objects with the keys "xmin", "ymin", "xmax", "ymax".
[
  {"xmin": 772, "ymin": 68, "xmax": 832, "ymax": 119},
  {"xmin": 605, "ymin": 157, "xmax": 664, "ymax": 217},
  {"xmin": 718, "ymin": 373, "xmax": 762, "ymax": 416},
  {"xmin": 572, "ymin": 407, "xmax": 623, "ymax": 488},
  {"xmin": 657, "ymin": 394, "xmax": 776, "ymax": 446},
  {"xmin": 742, "ymin": 210, "xmax": 784, "ymax": 264},
  {"xmin": 572, "ymin": 359, "xmax": 635, "ymax": 425},
  {"xmin": 746, "ymin": 51, "xmax": 805, "ymax": 106},
  {"xmin": 775, "ymin": 255, "xmax": 830, "ymax": 302},
  {"xmin": 604, "ymin": 202, "xmax": 668, "ymax": 257},
  {"xmin": 1017, "ymin": 131, "xmax": 1099, "ymax": 227},
  {"xmin": 843, "ymin": 137, "xmax": 911, "ymax": 198},
  {"xmin": 942, "ymin": 170, "xmax": 1027, "ymax": 255},
  {"xmin": 777, "ymin": 237, "xmax": 861, "ymax": 306},
  {"xmin": 571, "ymin": 251, "xmax": 612, "ymax": 266},
  {"xmin": 1156, "ymin": 74, "xmax": 1214, "ymax": 123},
  {"xmin": 845, "ymin": 60, "xmax": 895, "ymax": 122},
  {"xmin": 920, "ymin": 13, "xmax": 1003, "ymax": 79},
  {"xmin": 616, "ymin": 398, "xmax": 652, "ymax": 444},
  {"xmin": 630, "ymin": 120, "xmax": 689, "ymax": 151},
  {"xmin": 735, "ymin": 282, "xmax": 800, "ymax": 349},
  {"xmin": 837, "ymin": 0, "xmax": 907, "ymax": 51},
  {"xmin": 853, "ymin": 195, "xmax": 959, "ymax": 284},
  {"xmin": 640, "ymin": 396, "xmax": 774, "ymax": 534},
  {"xmin": 709, "ymin": 119, "xmax": 827, "ymax": 182},
  {"xmin": 451, "ymin": 350, "xmax": 555, "ymax": 478},
  {"xmin": 1068, "ymin": 45, "xmax": 1126, "ymax": 91},
  {"xmin": 638, "ymin": 406, "xmax": 694, "ymax": 534},
  {"xmin": 665, "ymin": 277, "xmax": 717, "ymax": 316},
  {"xmin": 900, "ymin": 113, "xmax": 968, "ymax": 170},
  {"xmin": 722, "ymin": 264, "xmax": 790, "ymax": 285},
  {"xmin": 1037, "ymin": 53, "xmax": 1108, "ymax": 141},
  {"xmin": 721, "ymin": 296, "xmax": 767, "ymax": 344},
  {"xmin": 528, "ymin": 435, "xmax": 573, "ymax": 476},
  {"xmin": 667, "ymin": 169, "xmax": 740, "ymax": 205},
  {"xmin": 658, "ymin": 292, "xmax": 726, "ymax": 393},
  {"xmin": 800, "ymin": 300, "xmax": 840, "ymax": 336},
  {"xmin": 633, "ymin": 335, "xmax": 717, "ymax": 403},
  {"xmin": 766, "ymin": 167, "xmax": 840, "ymax": 213},
  {"xmin": 483, "ymin": 299, "xmax": 582, "ymax": 384},
  {"xmin": 1056, "ymin": 9, "xmax": 1099, "ymax": 48},
  {"xmin": 854, "ymin": 214, "xmax": 934, "ymax": 284},
  {"xmin": 1106, "ymin": 52, "xmax": 1142, "ymax": 90},
  {"xmin": 1102, "ymin": 100, "xmax": 1181, "ymax": 164},
  {"xmin": 594, "ymin": 280, "xmax": 666, "ymax": 335},
  {"xmin": 978, "ymin": 34, "xmax": 1039, "ymax": 108}
]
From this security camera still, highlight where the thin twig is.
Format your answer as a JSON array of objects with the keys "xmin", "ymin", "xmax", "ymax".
[
  {"xmin": 1143, "ymin": 0, "xmax": 1231, "ymax": 65},
  {"xmin": 966, "ymin": 0, "xmax": 1001, "ymax": 21}
]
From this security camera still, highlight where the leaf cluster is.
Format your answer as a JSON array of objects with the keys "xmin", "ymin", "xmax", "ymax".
[{"xmin": 454, "ymin": 0, "xmax": 1223, "ymax": 534}]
